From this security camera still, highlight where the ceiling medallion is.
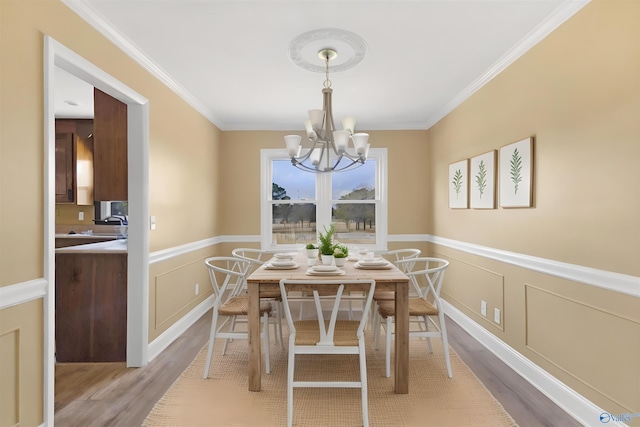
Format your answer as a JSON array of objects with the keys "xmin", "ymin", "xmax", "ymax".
[{"xmin": 288, "ymin": 28, "xmax": 367, "ymax": 73}]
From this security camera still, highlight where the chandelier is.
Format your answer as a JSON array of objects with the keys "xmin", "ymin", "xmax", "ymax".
[{"xmin": 284, "ymin": 48, "xmax": 370, "ymax": 173}]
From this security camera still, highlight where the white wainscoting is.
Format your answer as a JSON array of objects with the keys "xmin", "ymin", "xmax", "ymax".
[
  {"xmin": 9, "ymin": 233, "xmax": 635, "ymax": 427},
  {"xmin": 442, "ymin": 300, "xmax": 627, "ymax": 427}
]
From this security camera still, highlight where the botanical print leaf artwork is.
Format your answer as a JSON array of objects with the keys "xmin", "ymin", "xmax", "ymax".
[
  {"xmin": 470, "ymin": 151, "xmax": 495, "ymax": 209},
  {"xmin": 499, "ymin": 138, "xmax": 532, "ymax": 208},
  {"xmin": 475, "ymin": 160, "xmax": 487, "ymax": 199},
  {"xmin": 452, "ymin": 169, "xmax": 464, "ymax": 199},
  {"xmin": 510, "ymin": 148, "xmax": 523, "ymax": 194},
  {"xmin": 448, "ymin": 159, "xmax": 468, "ymax": 208}
]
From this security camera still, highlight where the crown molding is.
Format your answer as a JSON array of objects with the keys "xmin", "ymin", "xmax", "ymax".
[
  {"xmin": 61, "ymin": 0, "xmax": 225, "ymax": 128},
  {"xmin": 424, "ymin": 0, "xmax": 591, "ymax": 129}
]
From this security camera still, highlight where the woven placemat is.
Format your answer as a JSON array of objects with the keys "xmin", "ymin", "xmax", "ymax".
[{"xmin": 143, "ymin": 328, "xmax": 517, "ymax": 426}]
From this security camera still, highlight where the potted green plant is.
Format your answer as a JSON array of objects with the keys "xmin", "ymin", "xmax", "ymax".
[
  {"xmin": 318, "ymin": 224, "xmax": 336, "ymax": 265},
  {"xmin": 333, "ymin": 244, "xmax": 348, "ymax": 267},
  {"xmin": 305, "ymin": 243, "xmax": 319, "ymax": 259}
]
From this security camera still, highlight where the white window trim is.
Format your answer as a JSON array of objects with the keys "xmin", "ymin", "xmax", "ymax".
[{"xmin": 260, "ymin": 148, "xmax": 388, "ymax": 251}]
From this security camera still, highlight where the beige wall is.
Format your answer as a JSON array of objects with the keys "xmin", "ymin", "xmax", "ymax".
[
  {"xmin": 428, "ymin": 0, "xmax": 639, "ymax": 275},
  {"xmin": 427, "ymin": 0, "xmax": 639, "ymax": 418},
  {"xmin": 1, "ymin": 0, "xmax": 638, "ymax": 425},
  {"xmin": 1, "ymin": 0, "xmax": 222, "ymax": 424},
  {"xmin": 220, "ymin": 130, "xmax": 429, "ymax": 235}
]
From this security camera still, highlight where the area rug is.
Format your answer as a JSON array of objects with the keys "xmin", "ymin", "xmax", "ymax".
[{"xmin": 142, "ymin": 329, "xmax": 517, "ymax": 427}]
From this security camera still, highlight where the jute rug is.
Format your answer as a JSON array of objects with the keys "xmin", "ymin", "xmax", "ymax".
[{"xmin": 143, "ymin": 329, "xmax": 517, "ymax": 427}]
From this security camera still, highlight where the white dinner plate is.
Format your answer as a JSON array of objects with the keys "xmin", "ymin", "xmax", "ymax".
[
  {"xmin": 354, "ymin": 262, "xmax": 392, "ymax": 270},
  {"xmin": 306, "ymin": 268, "xmax": 346, "ymax": 276},
  {"xmin": 358, "ymin": 259, "xmax": 389, "ymax": 266},
  {"xmin": 274, "ymin": 252, "xmax": 296, "ymax": 259},
  {"xmin": 311, "ymin": 265, "xmax": 339, "ymax": 272},
  {"xmin": 270, "ymin": 260, "xmax": 296, "ymax": 267},
  {"xmin": 265, "ymin": 262, "xmax": 299, "ymax": 270}
]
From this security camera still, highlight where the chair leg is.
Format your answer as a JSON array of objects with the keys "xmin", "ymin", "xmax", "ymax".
[
  {"xmin": 222, "ymin": 315, "xmax": 236, "ymax": 356},
  {"xmin": 373, "ymin": 308, "xmax": 381, "ymax": 350},
  {"xmin": 359, "ymin": 340, "xmax": 370, "ymax": 427},
  {"xmin": 203, "ymin": 308, "xmax": 220, "ymax": 379},
  {"xmin": 422, "ymin": 315, "xmax": 433, "ymax": 353},
  {"xmin": 269, "ymin": 301, "xmax": 279, "ymax": 347},
  {"xmin": 277, "ymin": 301, "xmax": 285, "ymax": 350},
  {"xmin": 287, "ymin": 341, "xmax": 295, "ymax": 427},
  {"xmin": 385, "ymin": 316, "xmax": 392, "ymax": 378},
  {"xmin": 439, "ymin": 312, "xmax": 453, "ymax": 378},
  {"xmin": 262, "ymin": 311, "xmax": 271, "ymax": 374}
]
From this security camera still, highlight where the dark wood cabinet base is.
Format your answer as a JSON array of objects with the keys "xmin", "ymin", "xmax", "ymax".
[{"xmin": 55, "ymin": 253, "xmax": 127, "ymax": 362}]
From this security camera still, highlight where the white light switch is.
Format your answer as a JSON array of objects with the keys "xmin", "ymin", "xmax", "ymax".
[
  {"xmin": 78, "ymin": 211, "xmax": 84, "ymax": 221},
  {"xmin": 150, "ymin": 216, "xmax": 156, "ymax": 230},
  {"xmin": 494, "ymin": 308, "xmax": 501, "ymax": 324},
  {"xmin": 481, "ymin": 300, "xmax": 487, "ymax": 317}
]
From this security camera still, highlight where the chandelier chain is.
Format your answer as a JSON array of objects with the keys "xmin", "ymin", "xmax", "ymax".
[{"xmin": 323, "ymin": 51, "xmax": 332, "ymax": 89}]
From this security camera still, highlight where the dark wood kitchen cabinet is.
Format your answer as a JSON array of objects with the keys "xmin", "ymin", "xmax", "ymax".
[
  {"xmin": 55, "ymin": 252, "xmax": 127, "ymax": 362},
  {"xmin": 55, "ymin": 132, "xmax": 74, "ymax": 203},
  {"xmin": 55, "ymin": 119, "xmax": 94, "ymax": 205},
  {"xmin": 93, "ymin": 88, "xmax": 128, "ymax": 201}
]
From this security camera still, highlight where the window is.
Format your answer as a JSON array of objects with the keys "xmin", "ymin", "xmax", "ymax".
[{"xmin": 260, "ymin": 148, "xmax": 387, "ymax": 251}]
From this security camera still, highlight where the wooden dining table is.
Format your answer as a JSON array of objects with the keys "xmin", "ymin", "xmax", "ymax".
[{"xmin": 246, "ymin": 253, "xmax": 410, "ymax": 394}]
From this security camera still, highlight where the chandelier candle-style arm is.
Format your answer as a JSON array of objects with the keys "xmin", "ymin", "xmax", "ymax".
[{"xmin": 283, "ymin": 48, "xmax": 370, "ymax": 173}]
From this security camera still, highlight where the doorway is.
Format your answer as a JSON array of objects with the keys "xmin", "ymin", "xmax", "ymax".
[{"xmin": 44, "ymin": 36, "xmax": 150, "ymax": 423}]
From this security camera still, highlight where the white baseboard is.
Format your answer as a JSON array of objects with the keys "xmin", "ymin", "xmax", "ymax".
[
  {"xmin": 442, "ymin": 300, "xmax": 627, "ymax": 427},
  {"xmin": 147, "ymin": 295, "xmax": 214, "ymax": 361},
  {"xmin": 442, "ymin": 299, "xmax": 628, "ymax": 427}
]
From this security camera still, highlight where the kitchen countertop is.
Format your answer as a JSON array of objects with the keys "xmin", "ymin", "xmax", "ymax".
[
  {"xmin": 55, "ymin": 239, "xmax": 128, "ymax": 254},
  {"xmin": 55, "ymin": 233, "xmax": 119, "ymax": 239}
]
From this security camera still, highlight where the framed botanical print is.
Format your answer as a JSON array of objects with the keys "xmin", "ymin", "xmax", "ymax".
[
  {"xmin": 499, "ymin": 137, "xmax": 533, "ymax": 208},
  {"xmin": 448, "ymin": 159, "xmax": 468, "ymax": 209},
  {"xmin": 470, "ymin": 150, "xmax": 496, "ymax": 209}
]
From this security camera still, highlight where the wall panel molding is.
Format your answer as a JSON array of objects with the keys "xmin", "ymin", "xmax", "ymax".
[
  {"xmin": 443, "ymin": 299, "xmax": 626, "ymax": 427},
  {"xmin": 524, "ymin": 284, "xmax": 639, "ymax": 412},
  {"xmin": 147, "ymin": 295, "xmax": 213, "ymax": 361}
]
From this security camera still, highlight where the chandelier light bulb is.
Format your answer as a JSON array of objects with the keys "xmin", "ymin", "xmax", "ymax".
[
  {"xmin": 333, "ymin": 130, "xmax": 350, "ymax": 154},
  {"xmin": 352, "ymin": 133, "xmax": 370, "ymax": 155},
  {"xmin": 284, "ymin": 135, "xmax": 302, "ymax": 157},
  {"xmin": 342, "ymin": 116, "xmax": 356, "ymax": 134}
]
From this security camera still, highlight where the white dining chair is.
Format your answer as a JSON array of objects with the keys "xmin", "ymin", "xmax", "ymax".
[
  {"xmin": 231, "ymin": 247, "xmax": 284, "ymax": 349},
  {"xmin": 374, "ymin": 257, "xmax": 452, "ymax": 378},
  {"xmin": 279, "ymin": 279, "xmax": 376, "ymax": 427},
  {"xmin": 370, "ymin": 248, "xmax": 422, "ymax": 326},
  {"xmin": 202, "ymin": 257, "xmax": 272, "ymax": 379}
]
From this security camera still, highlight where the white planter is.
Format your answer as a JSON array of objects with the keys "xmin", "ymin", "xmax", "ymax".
[
  {"xmin": 305, "ymin": 248, "xmax": 319, "ymax": 259},
  {"xmin": 334, "ymin": 257, "xmax": 346, "ymax": 267},
  {"xmin": 321, "ymin": 255, "xmax": 334, "ymax": 265}
]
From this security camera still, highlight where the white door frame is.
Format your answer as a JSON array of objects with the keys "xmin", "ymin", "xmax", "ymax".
[{"xmin": 43, "ymin": 35, "xmax": 150, "ymax": 423}]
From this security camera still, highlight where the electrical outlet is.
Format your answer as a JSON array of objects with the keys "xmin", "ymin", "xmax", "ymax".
[
  {"xmin": 480, "ymin": 300, "xmax": 487, "ymax": 316},
  {"xmin": 494, "ymin": 308, "xmax": 501, "ymax": 324},
  {"xmin": 195, "ymin": 283, "xmax": 199, "ymax": 295},
  {"xmin": 78, "ymin": 211, "xmax": 84, "ymax": 221}
]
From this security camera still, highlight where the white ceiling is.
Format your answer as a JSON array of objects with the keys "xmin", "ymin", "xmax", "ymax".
[{"xmin": 57, "ymin": 0, "xmax": 588, "ymax": 130}]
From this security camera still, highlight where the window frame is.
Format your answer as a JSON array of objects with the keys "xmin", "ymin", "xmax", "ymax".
[{"xmin": 260, "ymin": 148, "xmax": 388, "ymax": 251}]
